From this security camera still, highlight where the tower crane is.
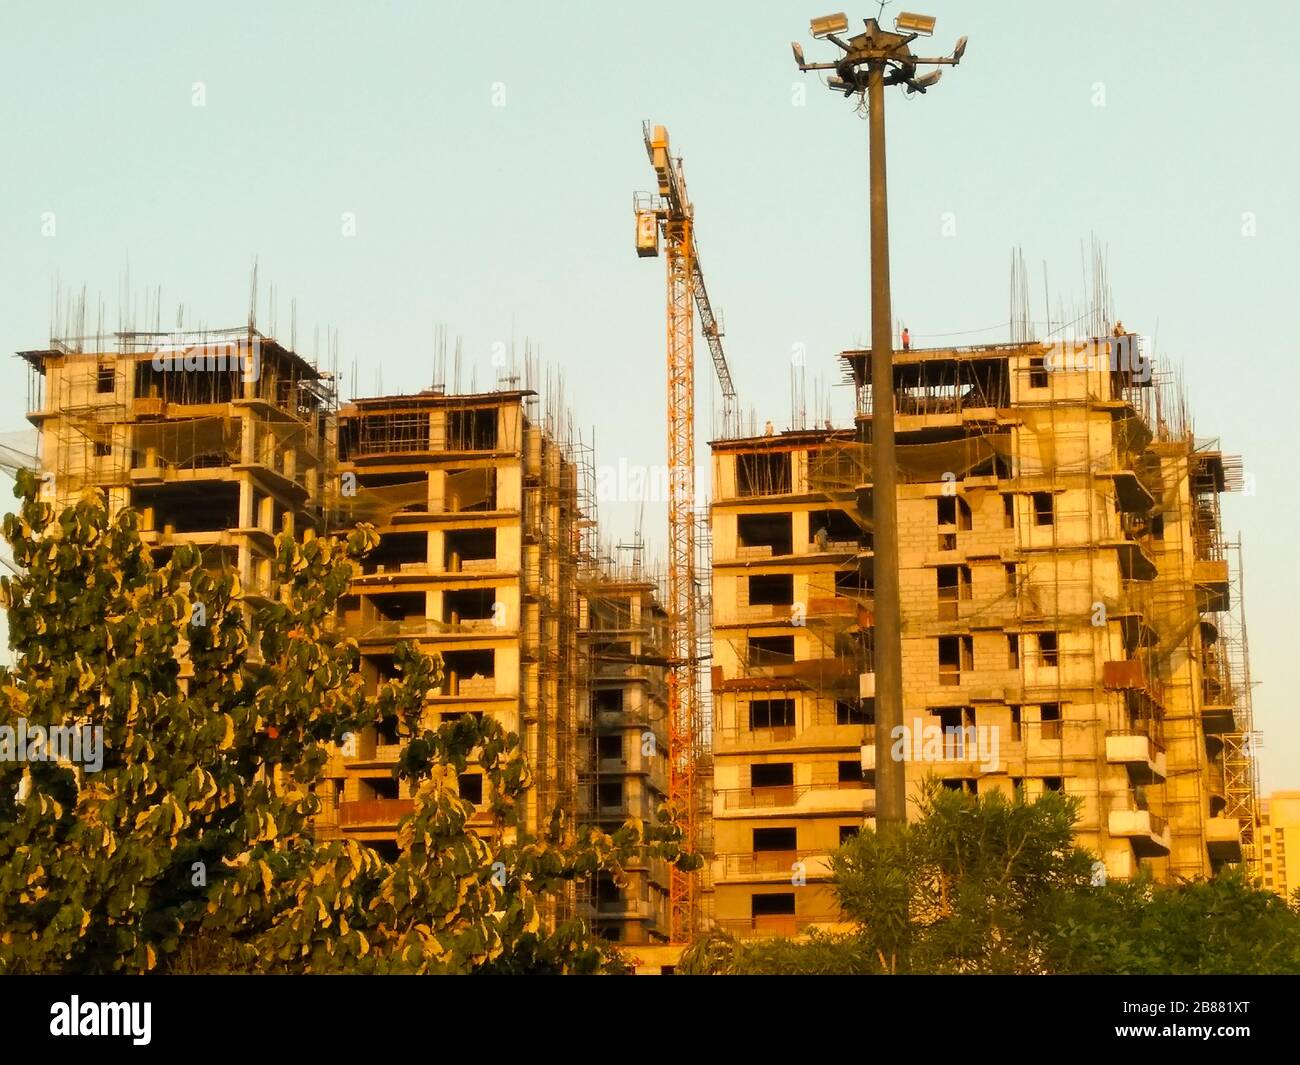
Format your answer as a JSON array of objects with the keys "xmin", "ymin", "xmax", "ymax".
[{"xmin": 634, "ymin": 122, "xmax": 737, "ymax": 942}]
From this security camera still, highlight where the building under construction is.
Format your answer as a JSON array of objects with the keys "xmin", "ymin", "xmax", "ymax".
[
  {"xmin": 578, "ymin": 566, "xmax": 673, "ymax": 943},
  {"xmin": 20, "ymin": 327, "xmax": 332, "ymax": 601},
  {"xmin": 317, "ymin": 386, "xmax": 587, "ymax": 856},
  {"xmin": 708, "ymin": 332, "xmax": 1261, "ymax": 937},
  {"xmin": 18, "ymin": 326, "xmax": 675, "ymax": 944},
  {"xmin": 16, "ymin": 315, "xmax": 1263, "ymax": 950}
]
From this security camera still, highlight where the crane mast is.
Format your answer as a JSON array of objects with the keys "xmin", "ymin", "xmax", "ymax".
[{"xmin": 635, "ymin": 122, "xmax": 735, "ymax": 942}]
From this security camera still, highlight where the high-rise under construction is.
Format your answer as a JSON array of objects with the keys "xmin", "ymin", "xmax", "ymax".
[
  {"xmin": 17, "ymin": 319, "xmax": 1262, "ymax": 950},
  {"xmin": 17, "ymin": 325, "xmax": 676, "ymax": 946},
  {"xmin": 707, "ymin": 333, "xmax": 1260, "ymax": 937}
]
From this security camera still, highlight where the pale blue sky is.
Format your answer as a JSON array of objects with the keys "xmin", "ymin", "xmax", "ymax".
[{"xmin": 1, "ymin": 1, "xmax": 1296, "ymax": 789}]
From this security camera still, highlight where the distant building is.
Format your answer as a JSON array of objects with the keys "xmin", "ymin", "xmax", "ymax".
[{"xmin": 1259, "ymin": 792, "xmax": 1300, "ymax": 900}]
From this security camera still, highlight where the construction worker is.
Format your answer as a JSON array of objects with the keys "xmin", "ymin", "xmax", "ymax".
[
  {"xmin": 901, "ymin": 326, "xmax": 911, "ymax": 351},
  {"xmin": 1112, "ymin": 320, "xmax": 1125, "ymax": 338}
]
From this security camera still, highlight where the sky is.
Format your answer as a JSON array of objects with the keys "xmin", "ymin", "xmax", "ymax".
[{"xmin": 1, "ymin": 1, "xmax": 1296, "ymax": 789}]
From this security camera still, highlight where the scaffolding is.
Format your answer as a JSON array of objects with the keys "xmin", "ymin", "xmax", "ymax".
[{"xmin": 710, "ymin": 332, "xmax": 1260, "ymax": 923}]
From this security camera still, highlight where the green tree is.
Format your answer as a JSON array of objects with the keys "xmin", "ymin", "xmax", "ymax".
[
  {"xmin": 677, "ymin": 928, "xmax": 877, "ymax": 976},
  {"xmin": 1039, "ymin": 870, "xmax": 1300, "ymax": 975},
  {"xmin": 832, "ymin": 779, "xmax": 1094, "ymax": 973},
  {"xmin": 0, "ymin": 472, "xmax": 695, "ymax": 974},
  {"xmin": 682, "ymin": 780, "xmax": 1300, "ymax": 975}
]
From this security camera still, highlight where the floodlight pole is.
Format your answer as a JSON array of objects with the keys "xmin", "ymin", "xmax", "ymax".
[
  {"xmin": 794, "ymin": 15, "xmax": 967, "ymax": 833},
  {"xmin": 864, "ymin": 57, "xmax": 906, "ymax": 832}
]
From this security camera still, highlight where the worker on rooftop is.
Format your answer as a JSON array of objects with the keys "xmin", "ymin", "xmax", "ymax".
[{"xmin": 901, "ymin": 326, "xmax": 911, "ymax": 351}]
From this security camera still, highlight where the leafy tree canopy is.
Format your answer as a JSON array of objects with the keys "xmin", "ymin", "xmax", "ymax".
[
  {"xmin": 0, "ymin": 471, "xmax": 695, "ymax": 974},
  {"xmin": 680, "ymin": 780, "xmax": 1300, "ymax": 975}
]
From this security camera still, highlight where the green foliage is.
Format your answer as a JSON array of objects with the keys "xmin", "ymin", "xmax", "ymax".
[
  {"xmin": 0, "ymin": 472, "xmax": 693, "ymax": 973},
  {"xmin": 677, "ymin": 928, "xmax": 877, "ymax": 975},
  {"xmin": 1039, "ymin": 870, "xmax": 1300, "ymax": 974},
  {"xmin": 832, "ymin": 778, "xmax": 1094, "ymax": 973},
  {"xmin": 684, "ymin": 779, "xmax": 1300, "ymax": 975}
]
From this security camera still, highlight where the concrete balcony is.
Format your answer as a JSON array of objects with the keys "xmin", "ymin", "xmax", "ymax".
[
  {"xmin": 1200, "ymin": 699, "xmax": 1237, "ymax": 735},
  {"xmin": 717, "ymin": 783, "xmax": 874, "ymax": 817},
  {"xmin": 1103, "ymin": 469, "xmax": 1157, "ymax": 513},
  {"xmin": 1108, "ymin": 808, "xmax": 1171, "ymax": 857},
  {"xmin": 1105, "ymin": 731, "xmax": 1166, "ymax": 784},
  {"xmin": 337, "ymin": 798, "xmax": 414, "ymax": 828},
  {"xmin": 132, "ymin": 396, "xmax": 166, "ymax": 419},
  {"xmin": 340, "ymin": 741, "xmax": 404, "ymax": 767},
  {"xmin": 1206, "ymin": 816, "xmax": 1244, "ymax": 862},
  {"xmin": 585, "ymin": 896, "xmax": 656, "ymax": 921},
  {"xmin": 1194, "ymin": 558, "xmax": 1230, "ymax": 612},
  {"xmin": 1102, "ymin": 659, "xmax": 1148, "ymax": 691},
  {"xmin": 1110, "ymin": 539, "xmax": 1158, "ymax": 582},
  {"xmin": 715, "ymin": 850, "xmax": 834, "ymax": 882},
  {"xmin": 714, "ymin": 914, "xmax": 846, "ymax": 940},
  {"xmin": 719, "ymin": 602, "xmax": 793, "ymax": 626}
]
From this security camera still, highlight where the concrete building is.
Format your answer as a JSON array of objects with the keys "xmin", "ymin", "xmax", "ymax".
[
  {"xmin": 315, "ymin": 387, "xmax": 588, "ymax": 862},
  {"xmin": 18, "ymin": 331, "xmax": 675, "ymax": 937},
  {"xmin": 707, "ymin": 335, "xmax": 1261, "ymax": 936},
  {"xmin": 19, "ymin": 328, "xmax": 332, "ymax": 599},
  {"xmin": 16, "ymin": 324, "xmax": 1263, "ymax": 949},
  {"xmin": 578, "ymin": 573, "xmax": 673, "ymax": 944},
  {"xmin": 1259, "ymin": 792, "xmax": 1300, "ymax": 900},
  {"xmin": 319, "ymin": 387, "xmax": 675, "ymax": 940},
  {"xmin": 709, "ymin": 427, "xmax": 875, "ymax": 936}
]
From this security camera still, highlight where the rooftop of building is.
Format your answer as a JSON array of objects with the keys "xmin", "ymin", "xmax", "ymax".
[
  {"xmin": 17, "ymin": 327, "xmax": 323, "ymax": 381},
  {"xmin": 710, "ymin": 426, "xmax": 855, "ymax": 452},
  {"xmin": 837, "ymin": 339, "xmax": 1043, "ymax": 378},
  {"xmin": 338, "ymin": 387, "xmax": 537, "ymax": 418}
]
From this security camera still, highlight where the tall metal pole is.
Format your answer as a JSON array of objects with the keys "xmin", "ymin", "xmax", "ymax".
[
  {"xmin": 794, "ymin": 14, "xmax": 967, "ymax": 832},
  {"xmin": 866, "ymin": 61, "xmax": 905, "ymax": 830}
]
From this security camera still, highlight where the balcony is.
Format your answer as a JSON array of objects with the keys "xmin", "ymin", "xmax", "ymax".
[
  {"xmin": 714, "ymin": 914, "xmax": 844, "ymax": 940},
  {"xmin": 713, "ymin": 708, "xmax": 873, "ymax": 751},
  {"xmin": 1108, "ymin": 808, "xmax": 1171, "ymax": 857},
  {"xmin": 1194, "ymin": 559, "xmax": 1230, "ymax": 612},
  {"xmin": 716, "ymin": 850, "xmax": 833, "ymax": 881},
  {"xmin": 338, "ymin": 798, "xmax": 414, "ymax": 828},
  {"xmin": 356, "ymin": 618, "xmax": 446, "ymax": 644},
  {"xmin": 722, "ymin": 602, "xmax": 794, "ymax": 626},
  {"xmin": 1206, "ymin": 816, "xmax": 1244, "ymax": 862},
  {"xmin": 1102, "ymin": 659, "xmax": 1148, "ymax": 691},
  {"xmin": 586, "ymin": 896, "xmax": 656, "ymax": 920},
  {"xmin": 1111, "ymin": 540, "xmax": 1158, "ymax": 582},
  {"xmin": 1105, "ymin": 731, "xmax": 1166, "ymax": 784},
  {"xmin": 1199, "ymin": 698, "xmax": 1237, "ymax": 735},
  {"xmin": 806, "ymin": 595, "xmax": 864, "ymax": 622},
  {"xmin": 1104, "ymin": 469, "xmax": 1157, "ymax": 513},
  {"xmin": 717, "ymin": 783, "xmax": 874, "ymax": 815},
  {"xmin": 439, "ymin": 675, "xmax": 497, "ymax": 699},
  {"xmin": 340, "ymin": 740, "xmax": 404, "ymax": 766},
  {"xmin": 132, "ymin": 396, "xmax": 166, "ymax": 419}
]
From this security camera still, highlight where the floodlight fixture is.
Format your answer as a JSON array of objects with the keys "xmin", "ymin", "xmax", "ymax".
[
  {"xmin": 895, "ymin": 11, "xmax": 936, "ymax": 36},
  {"xmin": 909, "ymin": 69, "xmax": 942, "ymax": 92},
  {"xmin": 810, "ymin": 12, "xmax": 849, "ymax": 38}
]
